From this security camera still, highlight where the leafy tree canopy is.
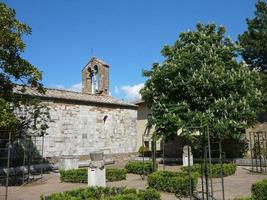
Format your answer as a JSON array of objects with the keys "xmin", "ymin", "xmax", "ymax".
[
  {"xmin": 141, "ymin": 23, "xmax": 263, "ymax": 140},
  {"xmin": 0, "ymin": 98, "xmax": 19, "ymax": 129},
  {"xmin": 0, "ymin": 3, "xmax": 49, "ymax": 133},
  {"xmin": 238, "ymin": 0, "xmax": 267, "ymax": 73},
  {"xmin": 239, "ymin": 0, "xmax": 267, "ymax": 110},
  {"xmin": 0, "ymin": 2, "xmax": 44, "ymax": 101}
]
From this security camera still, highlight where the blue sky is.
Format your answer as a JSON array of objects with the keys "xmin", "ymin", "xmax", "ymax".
[{"xmin": 4, "ymin": 0, "xmax": 257, "ymax": 101}]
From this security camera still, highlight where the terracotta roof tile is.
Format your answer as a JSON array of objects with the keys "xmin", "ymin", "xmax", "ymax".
[{"xmin": 14, "ymin": 86, "xmax": 137, "ymax": 108}]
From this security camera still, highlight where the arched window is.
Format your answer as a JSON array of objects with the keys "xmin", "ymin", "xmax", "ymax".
[
  {"xmin": 87, "ymin": 65, "xmax": 99, "ymax": 94},
  {"xmin": 93, "ymin": 65, "xmax": 99, "ymax": 93}
]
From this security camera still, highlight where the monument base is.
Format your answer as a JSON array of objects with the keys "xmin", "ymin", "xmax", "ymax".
[
  {"xmin": 58, "ymin": 155, "xmax": 79, "ymax": 170},
  {"xmin": 183, "ymin": 155, "xmax": 193, "ymax": 167},
  {"xmin": 88, "ymin": 167, "xmax": 106, "ymax": 187}
]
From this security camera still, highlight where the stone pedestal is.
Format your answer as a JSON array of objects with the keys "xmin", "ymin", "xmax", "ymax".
[
  {"xmin": 182, "ymin": 146, "xmax": 193, "ymax": 167},
  {"xmin": 88, "ymin": 165, "xmax": 106, "ymax": 187},
  {"xmin": 88, "ymin": 151, "xmax": 106, "ymax": 187},
  {"xmin": 59, "ymin": 155, "xmax": 79, "ymax": 170}
]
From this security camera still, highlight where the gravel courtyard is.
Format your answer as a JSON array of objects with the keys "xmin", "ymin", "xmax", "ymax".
[{"xmin": 1, "ymin": 166, "xmax": 267, "ymax": 200}]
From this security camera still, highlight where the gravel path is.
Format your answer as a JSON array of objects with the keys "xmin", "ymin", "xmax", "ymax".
[{"xmin": 0, "ymin": 166, "xmax": 266, "ymax": 200}]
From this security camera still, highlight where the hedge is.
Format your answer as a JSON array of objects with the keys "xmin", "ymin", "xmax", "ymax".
[
  {"xmin": 232, "ymin": 179, "xmax": 267, "ymax": 200},
  {"xmin": 60, "ymin": 168, "xmax": 127, "ymax": 183},
  {"xmin": 41, "ymin": 187, "xmax": 160, "ymax": 200},
  {"xmin": 181, "ymin": 163, "xmax": 236, "ymax": 178},
  {"xmin": 125, "ymin": 161, "xmax": 157, "ymax": 175},
  {"xmin": 60, "ymin": 168, "xmax": 87, "ymax": 183},
  {"xmin": 147, "ymin": 171, "xmax": 199, "ymax": 196},
  {"xmin": 106, "ymin": 168, "xmax": 127, "ymax": 182},
  {"xmin": 251, "ymin": 179, "xmax": 267, "ymax": 200}
]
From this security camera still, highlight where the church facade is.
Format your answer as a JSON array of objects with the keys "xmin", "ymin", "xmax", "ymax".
[{"xmin": 23, "ymin": 57, "xmax": 138, "ymax": 160}]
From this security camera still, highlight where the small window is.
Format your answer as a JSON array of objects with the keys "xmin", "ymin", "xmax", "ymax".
[
  {"xmin": 144, "ymin": 141, "xmax": 149, "ymax": 148},
  {"xmin": 103, "ymin": 115, "xmax": 108, "ymax": 123}
]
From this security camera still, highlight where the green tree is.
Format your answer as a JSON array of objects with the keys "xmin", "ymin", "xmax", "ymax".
[
  {"xmin": 0, "ymin": 98, "xmax": 19, "ymax": 129},
  {"xmin": 0, "ymin": 2, "xmax": 48, "ymax": 132},
  {"xmin": 238, "ymin": 0, "xmax": 267, "ymax": 113},
  {"xmin": 141, "ymin": 23, "xmax": 263, "ymax": 140},
  {"xmin": 239, "ymin": 0, "xmax": 267, "ymax": 73}
]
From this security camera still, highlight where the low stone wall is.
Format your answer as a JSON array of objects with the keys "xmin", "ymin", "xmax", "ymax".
[
  {"xmin": 46, "ymin": 152, "xmax": 138, "ymax": 168},
  {"xmin": 106, "ymin": 152, "xmax": 138, "ymax": 167},
  {"xmin": 234, "ymin": 158, "xmax": 267, "ymax": 166}
]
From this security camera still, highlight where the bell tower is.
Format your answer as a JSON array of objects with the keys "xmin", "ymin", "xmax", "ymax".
[{"xmin": 82, "ymin": 57, "xmax": 109, "ymax": 95}]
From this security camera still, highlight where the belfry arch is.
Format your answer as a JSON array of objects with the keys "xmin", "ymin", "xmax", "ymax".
[{"xmin": 82, "ymin": 57, "xmax": 109, "ymax": 95}]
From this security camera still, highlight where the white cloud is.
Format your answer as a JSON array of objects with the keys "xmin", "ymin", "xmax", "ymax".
[
  {"xmin": 69, "ymin": 82, "xmax": 82, "ymax": 92},
  {"xmin": 50, "ymin": 82, "xmax": 144, "ymax": 102},
  {"xmin": 115, "ymin": 83, "xmax": 144, "ymax": 102},
  {"xmin": 114, "ymin": 86, "xmax": 120, "ymax": 94},
  {"xmin": 49, "ymin": 82, "xmax": 82, "ymax": 92}
]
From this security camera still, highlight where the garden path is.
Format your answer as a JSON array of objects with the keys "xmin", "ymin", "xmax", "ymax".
[{"xmin": 0, "ymin": 166, "xmax": 266, "ymax": 200}]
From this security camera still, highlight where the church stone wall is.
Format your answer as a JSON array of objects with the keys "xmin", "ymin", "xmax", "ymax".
[{"xmin": 37, "ymin": 100, "xmax": 137, "ymax": 159}]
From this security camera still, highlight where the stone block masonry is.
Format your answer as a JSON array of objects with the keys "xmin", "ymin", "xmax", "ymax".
[
  {"xmin": 35, "ymin": 99, "xmax": 138, "ymax": 160},
  {"xmin": 14, "ymin": 57, "xmax": 138, "ymax": 163}
]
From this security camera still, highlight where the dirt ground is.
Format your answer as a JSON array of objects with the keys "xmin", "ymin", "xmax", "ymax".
[{"xmin": 0, "ymin": 166, "xmax": 267, "ymax": 200}]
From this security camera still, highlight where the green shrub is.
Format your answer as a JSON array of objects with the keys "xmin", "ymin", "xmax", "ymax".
[
  {"xmin": 60, "ymin": 168, "xmax": 127, "ymax": 183},
  {"xmin": 101, "ymin": 189, "xmax": 160, "ymax": 200},
  {"xmin": 233, "ymin": 179, "xmax": 267, "ymax": 200},
  {"xmin": 181, "ymin": 163, "xmax": 236, "ymax": 178},
  {"xmin": 102, "ymin": 193, "xmax": 140, "ymax": 200},
  {"xmin": 125, "ymin": 161, "xmax": 157, "ymax": 175},
  {"xmin": 223, "ymin": 163, "xmax": 237, "ymax": 177},
  {"xmin": 106, "ymin": 168, "xmax": 127, "ymax": 182},
  {"xmin": 59, "ymin": 168, "xmax": 87, "ymax": 183},
  {"xmin": 139, "ymin": 189, "xmax": 161, "ymax": 200},
  {"xmin": 41, "ymin": 187, "xmax": 160, "ymax": 200},
  {"xmin": 251, "ymin": 179, "xmax": 267, "ymax": 200},
  {"xmin": 147, "ymin": 171, "xmax": 198, "ymax": 196}
]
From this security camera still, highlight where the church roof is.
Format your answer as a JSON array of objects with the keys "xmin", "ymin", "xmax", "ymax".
[
  {"xmin": 135, "ymin": 100, "xmax": 145, "ymax": 105},
  {"xmin": 14, "ymin": 86, "xmax": 137, "ymax": 108}
]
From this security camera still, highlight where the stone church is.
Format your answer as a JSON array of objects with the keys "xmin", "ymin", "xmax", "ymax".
[{"xmin": 21, "ymin": 57, "xmax": 138, "ymax": 161}]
